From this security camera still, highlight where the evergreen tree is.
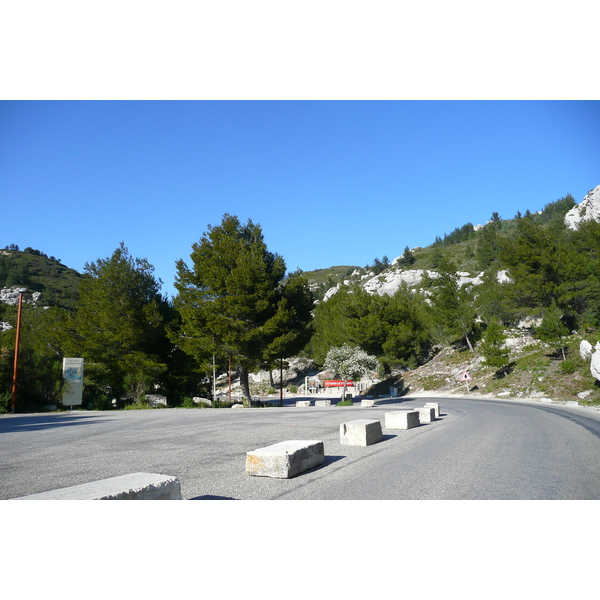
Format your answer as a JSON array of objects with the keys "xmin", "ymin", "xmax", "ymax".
[
  {"xmin": 397, "ymin": 246, "xmax": 416, "ymax": 267},
  {"xmin": 535, "ymin": 301, "xmax": 569, "ymax": 360},
  {"xmin": 73, "ymin": 243, "xmax": 170, "ymax": 405},
  {"xmin": 428, "ymin": 258, "xmax": 477, "ymax": 351},
  {"xmin": 174, "ymin": 214, "xmax": 313, "ymax": 404},
  {"xmin": 475, "ymin": 225, "xmax": 500, "ymax": 269},
  {"xmin": 499, "ymin": 215, "xmax": 562, "ymax": 311},
  {"xmin": 479, "ymin": 318, "xmax": 510, "ymax": 376}
]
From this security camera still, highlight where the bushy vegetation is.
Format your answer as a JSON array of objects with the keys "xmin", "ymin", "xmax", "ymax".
[{"xmin": 2, "ymin": 190, "xmax": 600, "ymax": 412}]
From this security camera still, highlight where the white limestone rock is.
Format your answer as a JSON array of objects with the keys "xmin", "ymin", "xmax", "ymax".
[
  {"xmin": 590, "ymin": 349, "xmax": 600, "ymax": 382},
  {"xmin": 193, "ymin": 397, "xmax": 212, "ymax": 406},
  {"xmin": 0, "ymin": 287, "xmax": 42, "ymax": 306},
  {"xmin": 565, "ymin": 185, "xmax": 600, "ymax": 230},
  {"xmin": 580, "ymin": 340, "xmax": 593, "ymax": 361}
]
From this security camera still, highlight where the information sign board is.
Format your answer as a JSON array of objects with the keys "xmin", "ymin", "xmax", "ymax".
[{"xmin": 63, "ymin": 358, "xmax": 84, "ymax": 406}]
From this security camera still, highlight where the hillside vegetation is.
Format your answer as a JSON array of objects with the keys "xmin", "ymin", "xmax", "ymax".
[
  {"xmin": 3, "ymin": 189, "xmax": 600, "ymax": 412},
  {"xmin": 0, "ymin": 246, "xmax": 81, "ymax": 310}
]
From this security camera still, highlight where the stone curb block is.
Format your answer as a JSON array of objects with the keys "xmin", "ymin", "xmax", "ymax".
[
  {"xmin": 384, "ymin": 410, "xmax": 420, "ymax": 430},
  {"xmin": 340, "ymin": 419, "xmax": 383, "ymax": 446},
  {"xmin": 245, "ymin": 440, "xmax": 325, "ymax": 478},
  {"xmin": 296, "ymin": 400, "xmax": 311, "ymax": 407},
  {"xmin": 424, "ymin": 402, "xmax": 440, "ymax": 418},
  {"xmin": 417, "ymin": 407, "xmax": 436, "ymax": 423},
  {"xmin": 315, "ymin": 400, "xmax": 331, "ymax": 407},
  {"xmin": 361, "ymin": 399, "xmax": 375, "ymax": 407},
  {"xmin": 14, "ymin": 473, "xmax": 182, "ymax": 500}
]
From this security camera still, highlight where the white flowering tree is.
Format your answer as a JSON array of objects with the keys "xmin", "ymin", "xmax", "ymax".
[{"xmin": 323, "ymin": 344, "xmax": 379, "ymax": 401}]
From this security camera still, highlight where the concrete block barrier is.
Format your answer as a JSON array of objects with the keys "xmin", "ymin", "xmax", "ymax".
[
  {"xmin": 315, "ymin": 400, "xmax": 331, "ymax": 407},
  {"xmin": 361, "ymin": 399, "xmax": 375, "ymax": 407},
  {"xmin": 384, "ymin": 410, "xmax": 420, "ymax": 430},
  {"xmin": 15, "ymin": 473, "xmax": 182, "ymax": 500},
  {"xmin": 340, "ymin": 419, "xmax": 383, "ymax": 446},
  {"xmin": 418, "ymin": 407, "xmax": 436, "ymax": 423},
  {"xmin": 424, "ymin": 402, "xmax": 440, "ymax": 418},
  {"xmin": 296, "ymin": 400, "xmax": 311, "ymax": 407},
  {"xmin": 245, "ymin": 440, "xmax": 325, "ymax": 478}
]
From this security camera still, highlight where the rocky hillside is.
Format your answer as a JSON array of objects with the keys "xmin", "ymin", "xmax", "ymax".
[
  {"xmin": 0, "ymin": 246, "xmax": 82, "ymax": 311},
  {"xmin": 400, "ymin": 329, "xmax": 600, "ymax": 406},
  {"xmin": 304, "ymin": 185, "xmax": 600, "ymax": 303}
]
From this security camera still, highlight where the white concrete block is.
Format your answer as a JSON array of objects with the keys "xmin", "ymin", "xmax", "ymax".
[
  {"xmin": 424, "ymin": 402, "xmax": 440, "ymax": 418},
  {"xmin": 384, "ymin": 410, "xmax": 420, "ymax": 430},
  {"xmin": 361, "ymin": 399, "xmax": 375, "ymax": 407},
  {"xmin": 296, "ymin": 400, "xmax": 311, "ymax": 407},
  {"xmin": 417, "ymin": 407, "xmax": 436, "ymax": 423},
  {"xmin": 246, "ymin": 440, "xmax": 325, "ymax": 478},
  {"xmin": 15, "ymin": 473, "xmax": 182, "ymax": 500},
  {"xmin": 315, "ymin": 400, "xmax": 331, "ymax": 407},
  {"xmin": 340, "ymin": 419, "xmax": 383, "ymax": 446}
]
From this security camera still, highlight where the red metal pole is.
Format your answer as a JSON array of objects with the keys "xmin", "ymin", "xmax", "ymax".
[
  {"xmin": 11, "ymin": 292, "xmax": 24, "ymax": 414},
  {"xmin": 279, "ymin": 358, "xmax": 283, "ymax": 407}
]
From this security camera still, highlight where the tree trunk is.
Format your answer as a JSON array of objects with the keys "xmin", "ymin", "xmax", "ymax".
[
  {"xmin": 465, "ymin": 333, "xmax": 474, "ymax": 353},
  {"xmin": 239, "ymin": 364, "xmax": 252, "ymax": 407},
  {"xmin": 342, "ymin": 379, "xmax": 347, "ymax": 401}
]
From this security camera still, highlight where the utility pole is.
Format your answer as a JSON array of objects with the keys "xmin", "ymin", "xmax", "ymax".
[{"xmin": 11, "ymin": 288, "xmax": 28, "ymax": 414}]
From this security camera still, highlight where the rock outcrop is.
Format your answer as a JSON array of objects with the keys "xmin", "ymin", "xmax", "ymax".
[
  {"xmin": 564, "ymin": 185, "xmax": 600, "ymax": 230},
  {"xmin": 0, "ymin": 287, "xmax": 41, "ymax": 306},
  {"xmin": 580, "ymin": 340, "xmax": 593, "ymax": 361},
  {"xmin": 325, "ymin": 268, "xmax": 511, "ymax": 300}
]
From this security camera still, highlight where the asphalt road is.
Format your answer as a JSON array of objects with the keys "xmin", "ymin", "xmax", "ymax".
[{"xmin": 2, "ymin": 395, "xmax": 600, "ymax": 500}]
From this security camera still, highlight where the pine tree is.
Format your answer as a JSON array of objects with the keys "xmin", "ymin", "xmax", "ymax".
[
  {"xmin": 479, "ymin": 318, "xmax": 510, "ymax": 376},
  {"xmin": 428, "ymin": 258, "xmax": 476, "ymax": 351},
  {"xmin": 535, "ymin": 301, "xmax": 569, "ymax": 360},
  {"xmin": 73, "ymin": 243, "xmax": 169, "ymax": 404},
  {"xmin": 174, "ymin": 214, "xmax": 313, "ymax": 404}
]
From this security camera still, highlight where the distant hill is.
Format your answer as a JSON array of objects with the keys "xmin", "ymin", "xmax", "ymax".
[
  {"xmin": 303, "ymin": 189, "xmax": 585, "ymax": 301},
  {"xmin": 0, "ymin": 246, "xmax": 82, "ymax": 310}
]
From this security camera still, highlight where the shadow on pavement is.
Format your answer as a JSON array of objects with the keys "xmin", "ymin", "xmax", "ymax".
[
  {"xmin": 0, "ymin": 414, "xmax": 113, "ymax": 434},
  {"xmin": 190, "ymin": 495, "xmax": 239, "ymax": 500}
]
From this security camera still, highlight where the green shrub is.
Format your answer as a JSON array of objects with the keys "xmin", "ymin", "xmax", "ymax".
[
  {"xmin": 0, "ymin": 392, "xmax": 10, "ymax": 414},
  {"xmin": 182, "ymin": 396, "xmax": 196, "ymax": 408},
  {"xmin": 335, "ymin": 399, "xmax": 354, "ymax": 406},
  {"xmin": 560, "ymin": 360, "xmax": 577, "ymax": 375},
  {"xmin": 289, "ymin": 385, "xmax": 298, "ymax": 393}
]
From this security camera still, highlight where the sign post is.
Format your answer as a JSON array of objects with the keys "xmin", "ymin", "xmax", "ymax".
[
  {"xmin": 62, "ymin": 358, "xmax": 84, "ymax": 408},
  {"xmin": 460, "ymin": 371, "xmax": 472, "ymax": 394}
]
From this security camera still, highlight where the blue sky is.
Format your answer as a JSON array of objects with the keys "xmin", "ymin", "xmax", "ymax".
[{"xmin": 1, "ymin": 100, "xmax": 599, "ymax": 298}]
